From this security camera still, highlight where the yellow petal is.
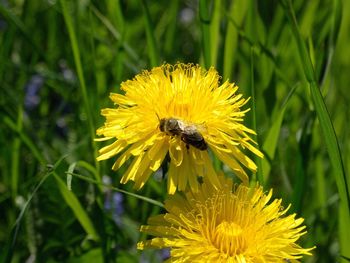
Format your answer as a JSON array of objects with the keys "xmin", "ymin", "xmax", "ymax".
[
  {"xmin": 167, "ymin": 162, "xmax": 178, "ymax": 195},
  {"xmin": 97, "ymin": 140, "xmax": 128, "ymax": 160},
  {"xmin": 201, "ymin": 152, "xmax": 220, "ymax": 190},
  {"xmin": 169, "ymin": 138, "xmax": 183, "ymax": 167},
  {"xmin": 148, "ymin": 139, "xmax": 169, "ymax": 171},
  {"xmin": 110, "ymin": 93, "xmax": 136, "ymax": 106},
  {"xmin": 211, "ymin": 147, "xmax": 249, "ymax": 184},
  {"xmin": 120, "ymin": 153, "xmax": 145, "ymax": 184},
  {"xmin": 228, "ymin": 146, "xmax": 257, "ymax": 172}
]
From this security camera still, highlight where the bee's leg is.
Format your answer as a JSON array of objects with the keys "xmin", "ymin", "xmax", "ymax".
[{"xmin": 186, "ymin": 144, "xmax": 190, "ymax": 151}]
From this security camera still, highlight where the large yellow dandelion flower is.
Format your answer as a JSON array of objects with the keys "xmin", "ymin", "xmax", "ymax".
[
  {"xmin": 96, "ymin": 63, "xmax": 263, "ymax": 194},
  {"xmin": 137, "ymin": 176, "xmax": 314, "ymax": 262}
]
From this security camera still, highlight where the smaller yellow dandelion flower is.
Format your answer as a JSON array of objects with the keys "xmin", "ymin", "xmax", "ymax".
[
  {"xmin": 137, "ymin": 176, "xmax": 314, "ymax": 262},
  {"xmin": 96, "ymin": 63, "xmax": 263, "ymax": 194}
]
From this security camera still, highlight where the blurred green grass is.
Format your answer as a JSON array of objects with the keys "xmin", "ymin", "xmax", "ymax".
[{"xmin": 1, "ymin": 0, "xmax": 350, "ymax": 262}]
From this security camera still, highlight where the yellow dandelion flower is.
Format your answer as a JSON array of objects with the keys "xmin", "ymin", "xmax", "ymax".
[
  {"xmin": 96, "ymin": 63, "xmax": 263, "ymax": 194},
  {"xmin": 137, "ymin": 176, "xmax": 314, "ymax": 262}
]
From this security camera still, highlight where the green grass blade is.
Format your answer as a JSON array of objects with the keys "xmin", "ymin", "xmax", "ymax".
[
  {"xmin": 261, "ymin": 86, "xmax": 297, "ymax": 182},
  {"xmin": 281, "ymin": 1, "xmax": 350, "ymax": 259},
  {"xmin": 140, "ymin": 0, "xmax": 160, "ymax": 67},
  {"xmin": 209, "ymin": 0, "xmax": 221, "ymax": 67},
  {"xmin": 2, "ymin": 172, "xmax": 51, "ymax": 263},
  {"xmin": 60, "ymin": 0, "xmax": 92, "ymax": 120},
  {"xmin": 90, "ymin": 5, "xmax": 140, "ymax": 64},
  {"xmin": 315, "ymin": 154, "xmax": 327, "ymax": 219},
  {"xmin": 4, "ymin": 116, "xmax": 46, "ymax": 165},
  {"xmin": 67, "ymin": 172, "xmax": 164, "ymax": 208},
  {"xmin": 54, "ymin": 173, "xmax": 100, "ymax": 241},
  {"xmin": 250, "ymin": 48, "xmax": 264, "ymax": 185},
  {"xmin": 0, "ymin": 4, "xmax": 45, "ymax": 60},
  {"xmin": 10, "ymin": 108, "xmax": 23, "ymax": 200},
  {"xmin": 339, "ymin": 201, "xmax": 350, "ymax": 261},
  {"xmin": 280, "ymin": 0, "xmax": 349, "ymax": 210},
  {"xmin": 5, "ymin": 112, "xmax": 100, "ymax": 242},
  {"xmin": 199, "ymin": 0, "xmax": 211, "ymax": 68},
  {"xmin": 60, "ymin": 0, "xmax": 100, "ymax": 182},
  {"xmin": 223, "ymin": 0, "xmax": 248, "ymax": 81},
  {"xmin": 2, "ymin": 156, "xmax": 66, "ymax": 263},
  {"xmin": 164, "ymin": 0, "xmax": 180, "ymax": 56},
  {"xmin": 280, "ymin": 0, "xmax": 314, "ymax": 82}
]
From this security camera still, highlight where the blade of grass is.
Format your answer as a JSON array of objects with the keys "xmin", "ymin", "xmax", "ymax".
[
  {"xmin": 164, "ymin": 0, "xmax": 180, "ymax": 56},
  {"xmin": 0, "ymin": 4, "xmax": 45, "ymax": 60},
  {"xmin": 60, "ymin": 0, "xmax": 100, "ymax": 182},
  {"xmin": 223, "ymin": 0, "xmax": 248, "ymax": 81},
  {"xmin": 199, "ymin": 0, "xmax": 212, "ymax": 68},
  {"xmin": 250, "ymin": 48, "xmax": 264, "ymax": 185},
  {"xmin": 292, "ymin": 114, "xmax": 314, "ymax": 213},
  {"xmin": 5, "ymin": 115, "xmax": 100, "ymax": 242},
  {"xmin": 224, "ymin": 9, "xmax": 293, "ymax": 89},
  {"xmin": 11, "ymin": 107, "xmax": 23, "ymax": 200},
  {"xmin": 4, "ymin": 116, "xmax": 46, "ymax": 165},
  {"xmin": 261, "ymin": 85, "xmax": 298, "ymax": 182},
  {"xmin": 140, "ymin": 0, "xmax": 160, "ymax": 67},
  {"xmin": 320, "ymin": 0, "xmax": 342, "ymax": 87},
  {"xmin": 1, "ymin": 156, "xmax": 66, "ymax": 263},
  {"xmin": 107, "ymin": 0, "xmax": 126, "ymax": 84},
  {"xmin": 281, "ymin": 0, "xmax": 350, "ymax": 259},
  {"xmin": 315, "ymin": 146, "xmax": 327, "ymax": 219},
  {"xmin": 90, "ymin": 4, "xmax": 140, "ymax": 66},
  {"xmin": 67, "ymin": 171, "xmax": 164, "ymax": 208},
  {"xmin": 54, "ymin": 173, "xmax": 100, "ymax": 241},
  {"xmin": 280, "ymin": 0, "xmax": 349, "ymax": 211},
  {"xmin": 68, "ymin": 160, "xmax": 102, "ymax": 192},
  {"xmin": 209, "ymin": 0, "xmax": 221, "ymax": 67}
]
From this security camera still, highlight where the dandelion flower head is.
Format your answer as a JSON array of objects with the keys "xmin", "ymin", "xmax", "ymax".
[
  {"xmin": 137, "ymin": 176, "xmax": 314, "ymax": 262},
  {"xmin": 96, "ymin": 63, "xmax": 263, "ymax": 194}
]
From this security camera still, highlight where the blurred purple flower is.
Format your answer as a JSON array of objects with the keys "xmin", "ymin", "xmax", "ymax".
[
  {"xmin": 112, "ymin": 192, "xmax": 124, "ymax": 214},
  {"xmin": 111, "ymin": 192, "xmax": 124, "ymax": 224},
  {"xmin": 103, "ymin": 176, "xmax": 124, "ymax": 225},
  {"xmin": 159, "ymin": 248, "xmax": 170, "ymax": 260},
  {"xmin": 24, "ymin": 74, "xmax": 44, "ymax": 110}
]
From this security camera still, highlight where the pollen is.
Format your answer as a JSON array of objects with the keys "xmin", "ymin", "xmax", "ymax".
[{"xmin": 213, "ymin": 221, "xmax": 246, "ymax": 256}]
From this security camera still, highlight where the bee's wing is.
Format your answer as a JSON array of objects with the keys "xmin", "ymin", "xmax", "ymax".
[{"xmin": 182, "ymin": 127, "xmax": 204, "ymax": 141}]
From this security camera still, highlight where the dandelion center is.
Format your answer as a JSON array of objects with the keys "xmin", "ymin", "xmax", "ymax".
[{"xmin": 213, "ymin": 221, "xmax": 246, "ymax": 256}]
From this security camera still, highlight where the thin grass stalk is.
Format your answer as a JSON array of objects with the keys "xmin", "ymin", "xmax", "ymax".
[
  {"xmin": 11, "ymin": 107, "xmax": 23, "ymax": 200},
  {"xmin": 209, "ymin": 0, "xmax": 221, "ymax": 67},
  {"xmin": 4, "ymin": 116, "xmax": 100, "ymax": 244},
  {"xmin": 223, "ymin": 1, "xmax": 248, "ymax": 81},
  {"xmin": 164, "ymin": 0, "xmax": 179, "ymax": 55},
  {"xmin": 140, "ymin": 0, "xmax": 160, "ymax": 67},
  {"xmin": 250, "ymin": 48, "xmax": 264, "ymax": 185},
  {"xmin": 90, "ymin": 5, "xmax": 140, "ymax": 66},
  {"xmin": 60, "ymin": 0, "xmax": 101, "ymax": 182},
  {"xmin": 199, "ymin": 0, "xmax": 212, "ymax": 68},
  {"xmin": 0, "ymin": 4, "xmax": 45, "ymax": 61}
]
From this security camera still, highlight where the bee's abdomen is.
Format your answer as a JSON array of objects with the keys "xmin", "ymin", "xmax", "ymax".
[
  {"xmin": 181, "ymin": 135, "xmax": 208, "ymax": 151},
  {"xmin": 193, "ymin": 139, "xmax": 208, "ymax": 151}
]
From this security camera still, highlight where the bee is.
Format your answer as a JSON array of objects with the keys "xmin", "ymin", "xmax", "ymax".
[{"xmin": 159, "ymin": 118, "xmax": 208, "ymax": 151}]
